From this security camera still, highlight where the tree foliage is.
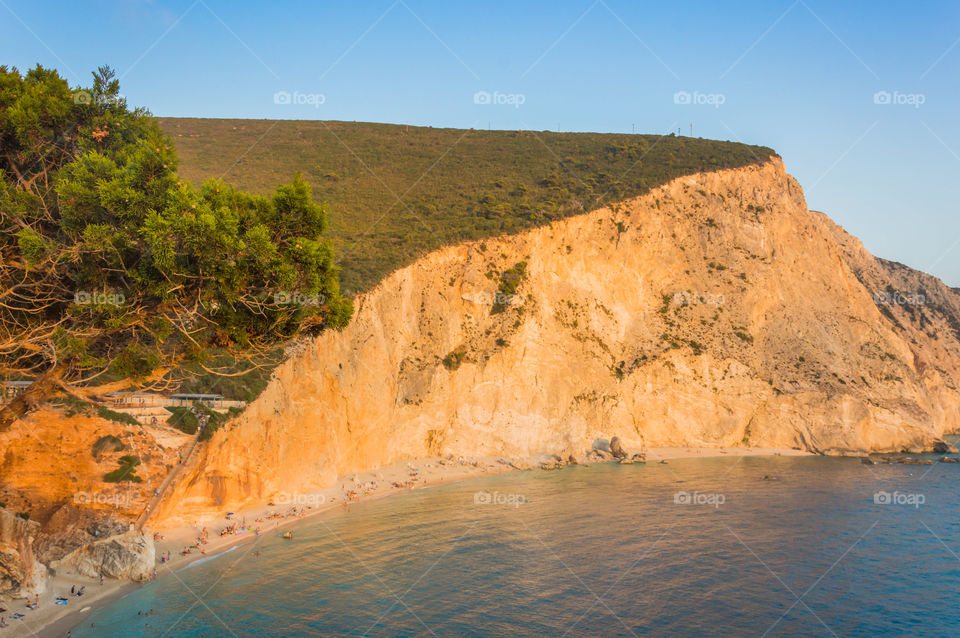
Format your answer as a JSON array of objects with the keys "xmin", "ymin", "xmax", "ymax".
[{"xmin": 0, "ymin": 64, "xmax": 352, "ymax": 428}]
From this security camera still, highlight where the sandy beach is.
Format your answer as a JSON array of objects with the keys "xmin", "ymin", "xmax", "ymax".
[{"xmin": 13, "ymin": 446, "xmax": 810, "ymax": 638}]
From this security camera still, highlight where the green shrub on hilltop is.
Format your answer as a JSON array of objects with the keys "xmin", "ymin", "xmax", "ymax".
[
  {"xmin": 158, "ymin": 118, "xmax": 776, "ymax": 295},
  {"xmin": 96, "ymin": 405, "xmax": 140, "ymax": 426},
  {"xmin": 196, "ymin": 404, "xmax": 230, "ymax": 441},
  {"xmin": 165, "ymin": 406, "xmax": 199, "ymax": 435},
  {"xmin": 165, "ymin": 404, "xmax": 230, "ymax": 440},
  {"xmin": 51, "ymin": 396, "xmax": 139, "ymax": 425}
]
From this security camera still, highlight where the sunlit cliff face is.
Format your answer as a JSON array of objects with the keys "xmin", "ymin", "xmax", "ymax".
[{"xmin": 154, "ymin": 158, "xmax": 960, "ymax": 526}]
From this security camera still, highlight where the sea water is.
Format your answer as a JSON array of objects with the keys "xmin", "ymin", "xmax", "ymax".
[{"xmin": 70, "ymin": 453, "xmax": 960, "ymax": 636}]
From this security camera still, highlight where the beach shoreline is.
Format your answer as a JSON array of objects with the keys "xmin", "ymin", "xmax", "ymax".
[{"xmin": 18, "ymin": 446, "xmax": 810, "ymax": 638}]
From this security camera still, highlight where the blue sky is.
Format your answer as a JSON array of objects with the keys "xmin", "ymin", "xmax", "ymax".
[{"xmin": 3, "ymin": 0, "xmax": 960, "ymax": 284}]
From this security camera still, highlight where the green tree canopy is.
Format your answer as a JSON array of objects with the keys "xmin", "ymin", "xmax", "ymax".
[{"xmin": 0, "ymin": 64, "xmax": 351, "ymax": 429}]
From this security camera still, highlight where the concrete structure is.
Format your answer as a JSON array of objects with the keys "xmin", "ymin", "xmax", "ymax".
[
  {"xmin": 169, "ymin": 393, "xmax": 225, "ymax": 408},
  {"xmin": 1, "ymin": 380, "xmax": 32, "ymax": 400}
]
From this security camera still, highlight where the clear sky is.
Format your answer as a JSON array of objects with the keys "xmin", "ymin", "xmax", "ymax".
[{"xmin": 3, "ymin": 0, "xmax": 959, "ymax": 284}]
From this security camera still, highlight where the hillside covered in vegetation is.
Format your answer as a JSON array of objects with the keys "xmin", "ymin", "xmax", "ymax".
[{"xmin": 159, "ymin": 118, "xmax": 776, "ymax": 294}]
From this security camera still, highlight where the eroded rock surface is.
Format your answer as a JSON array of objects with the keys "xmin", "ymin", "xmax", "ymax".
[
  {"xmin": 51, "ymin": 530, "xmax": 154, "ymax": 581},
  {"xmin": 156, "ymin": 158, "xmax": 960, "ymax": 525},
  {"xmin": 0, "ymin": 509, "xmax": 45, "ymax": 599}
]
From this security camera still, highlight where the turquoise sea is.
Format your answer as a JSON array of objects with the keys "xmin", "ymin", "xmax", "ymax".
[{"xmin": 71, "ymin": 452, "xmax": 960, "ymax": 637}]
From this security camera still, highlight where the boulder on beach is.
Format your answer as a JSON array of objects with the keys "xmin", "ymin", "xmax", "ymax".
[
  {"xmin": 610, "ymin": 437, "xmax": 627, "ymax": 459},
  {"xmin": 51, "ymin": 529, "xmax": 154, "ymax": 581},
  {"xmin": 932, "ymin": 439, "xmax": 959, "ymax": 454}
]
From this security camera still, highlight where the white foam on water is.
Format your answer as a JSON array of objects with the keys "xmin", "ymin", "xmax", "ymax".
[{"xmin": 182, "ymin": 545, "xmax": 237, "ymax": 569}]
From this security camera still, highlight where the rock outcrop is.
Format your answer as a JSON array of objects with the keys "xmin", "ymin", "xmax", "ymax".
[
  {"xmin": 155, "ymin": 158, "xmax": 960, "ymax": 525},
  {"xmin": 35, "ymin": 504, "xmax": 128, "ymax": 565},
  {"xmin": 609, "ymin": 437, "xmax": 627, "ymax": 459},
  {"xmin": 51, "ymin": 530, "xmax": 154, "ymax": 581},
  {"xmin": 0, "ymin": 509, "xmax": 45, "ymax": 599}
]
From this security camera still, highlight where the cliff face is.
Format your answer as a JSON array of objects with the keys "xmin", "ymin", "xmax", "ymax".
[
  {"xmin": 156, "ymin": 158, "xmax": 960, "ymax": 525},
  {"xmin": 0, "ymin": 408, "xmax": 178, "ymax": 524},
  {"xmin": 0, "ymin": 509, "xmax": 45, "ymax": 598}
]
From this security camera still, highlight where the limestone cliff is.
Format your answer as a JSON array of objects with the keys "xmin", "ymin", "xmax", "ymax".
[
  {"xmin": 0, "ymin": 407, "xmax": 181, "ymax": 525},
  {"xmin": 0, "ymin": 509, "xmax": 45, "ymax": 598},
  {"xmin": 156, "ymin": 158, "xmax": 960, "ymax": 525}
]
